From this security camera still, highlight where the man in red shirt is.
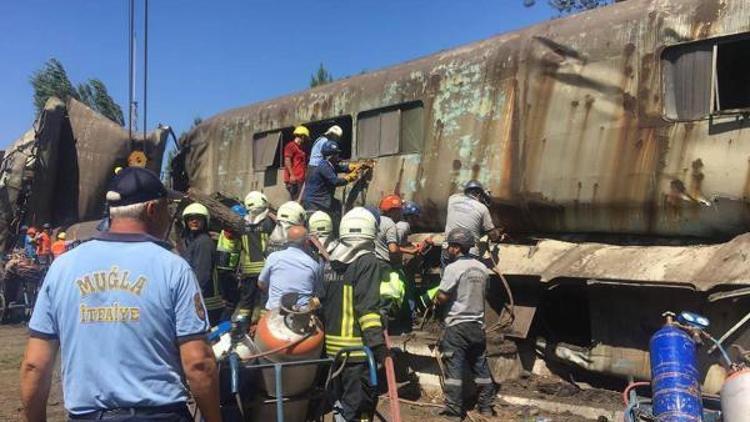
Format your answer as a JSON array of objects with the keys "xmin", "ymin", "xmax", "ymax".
[
  {"xmin": 284, "ymin": 126, "xmax": 310, "ymax": 200},
  {"xmin": 36, "ymin": 223, "xmax": 53, "ymax": 265}
]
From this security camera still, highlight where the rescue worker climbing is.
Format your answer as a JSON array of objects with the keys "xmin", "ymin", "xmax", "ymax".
[
  {"xmin": 308, "ymin": 124, "xmax": 343, "ymax": 169},
  {"xmin": 266, "ymin": 200, "xmax": 306, "ymax": 255},
  {"xmin": 284, "ymin": 125, "xmax": 310, "ymax": 200},
  {"xmin": 443, "ymin": 180, "xmax": 503, "ymax": 265},
  {"xmin": 322, "ymin": 207, "xmax": 389, "ymax": 422},
  {"xmin": 235, "ymin": 191, "xmax": 275, "ymax": 325},
  {"xmin": 435, "ymin": 227, "xmax": 496, "ymax": 419},
  {"xmin": 302, "ymin": 141, "xmax": 359, "ymax": 225},
  {"xmin": 181, "ymin": 203, "xmax": 224, "ymax": 325}
]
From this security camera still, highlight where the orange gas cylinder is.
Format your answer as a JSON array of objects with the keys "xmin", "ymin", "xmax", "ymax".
[{"xmin": 253, "ymin": 307, "xmax": 324, "ymax": 398}]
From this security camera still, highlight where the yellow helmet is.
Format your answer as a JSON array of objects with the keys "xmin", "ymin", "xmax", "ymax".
[
  {"xmin": 293, "ymin": 126, "xmax": 310, "ymax": 138},
  {"xmin": 182, "ymin": 202, "xmax": 210, "ymax": 225},
  {"xmin": 57, "ymin": 232, "xmax": 66, "ymax": 240}
]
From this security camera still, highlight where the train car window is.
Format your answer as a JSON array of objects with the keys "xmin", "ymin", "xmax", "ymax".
[
  {"xmin": 715, "ymin": 39, "xmax": 750, "ymax": 111},
  {"xmin": 356, "ymin": 101, "xmax": 423, "ymax": 158},
  {"xmin": 252, "ymin": 131, "xmax": 282, "ymax": 171},
  {"xmin": 663, "ymin": 35, "xmax": 750, "ymax": 120},
  {"xmin": 400, "ymin": 105, "xmax": 423, "ymax": 154},
  {"xmin": 304, "ymin": 116, "xmax": 353, "ymax": 160},
  {"xmin": 663, "ymin": 43, "xmax": 713, "ymax": 120},
  {"xmin": 380, "ymin": 110, "xmax": 401, "ymax": 155}
]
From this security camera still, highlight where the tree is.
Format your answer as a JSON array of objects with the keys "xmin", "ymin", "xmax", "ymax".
[
  {"xmin": 523, "ymin": 0, "xmax": 621, "ymax": 13},
  {"xmin": 310, "ymin": 63, "xmax": 334, "ymax": 88},
  {"xmin": 30, "ymin": 58, "xmax": 124, "ymax": 126}
]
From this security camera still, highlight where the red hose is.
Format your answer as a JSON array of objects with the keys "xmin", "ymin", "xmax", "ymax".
[{"xmin": 622, "ymin": 381, "xmax": 650, "ymax": 406}]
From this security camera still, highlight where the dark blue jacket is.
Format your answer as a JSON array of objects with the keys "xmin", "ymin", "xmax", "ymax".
[{"xmin": 303, "ymin": 160, "xmax": 348, "ymax": 211}]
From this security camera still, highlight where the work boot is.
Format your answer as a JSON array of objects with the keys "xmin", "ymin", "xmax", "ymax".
[
  {"xmin": 433, "ymin": 406, "xmax": 464, "ymax": 421},
  {"xmin": 478, "ymin": 406, "xmax": 497, "ymax": 417}
]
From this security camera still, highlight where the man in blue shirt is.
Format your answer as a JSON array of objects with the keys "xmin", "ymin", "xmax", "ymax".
[
  {"xmin": 20, "ymin": 167, "xmax": 220, "ymax": 422},
  {"xmin": 308, "ymin": 124, "xmax": 343, "ymax": 168},
  {"xmin": 258, "ymin": 225, "xmax": 321, "ymax": 310},
  {"xmin": 303, "ymin": 141, "xmax": 358, "ymax": 225}
]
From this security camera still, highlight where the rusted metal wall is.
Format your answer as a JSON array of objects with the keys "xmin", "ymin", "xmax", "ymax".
[
  {"xmin": 183, "ymin": 0, "xmax": 750, "ymax": 240},
  {"xmin": 0, "ymin": 97, "xmax": 167, "ymax": 249}
]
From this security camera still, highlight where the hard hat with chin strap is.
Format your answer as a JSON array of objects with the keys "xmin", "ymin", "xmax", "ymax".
[
  {"xmin": 182, "ymin": 202, "xmax": 210, "ymax": 226},
  {"xmin": 277, "ymin": 201, "xmax": 306, "ymax": 225},
  {"xmin": 244, "ymin": 191, "xmax": 268, "ymax": 210},
  {"xmin": 340, "ymin": 207, "xmax": 378, "ymax": 240},
  {"xmin": 308, "ymin": 211, "xmax": 333, "ymax": 235}
]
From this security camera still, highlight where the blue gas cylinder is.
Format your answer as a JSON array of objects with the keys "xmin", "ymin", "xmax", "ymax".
[{"xmin": 649, "ymin": 321, "xmax": 703, "ymax": 421}]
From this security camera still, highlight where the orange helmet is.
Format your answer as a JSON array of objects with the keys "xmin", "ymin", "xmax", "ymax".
[{"xmin": 379, "ymin": 195, "xmax": 403, "ymax": 212}]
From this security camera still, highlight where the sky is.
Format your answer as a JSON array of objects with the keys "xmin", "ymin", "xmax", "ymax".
[{"xmin": 0, "ymin": 1, "xmax": 557, "ymax": 149}]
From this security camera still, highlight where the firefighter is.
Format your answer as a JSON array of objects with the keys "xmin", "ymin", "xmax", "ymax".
[
  {"xmin": 266, "ymin": 200, "xmax": 307, "ymax": 255},
  {"xmin": 308, "ymin": 210, "xmax": 336, "ymax": 260},
  {"xmin": 322, "ymin": 207, "xmax": 389, "ymax": 421},
  {"xmin": 215, "ymin": 205, "xmax": 246, "ymax": 320},
  {"xmin": 182, "ymin": 203, "xmax": 224, "ymax": 325},
  {"xmin": 235, "ymin": 191, "xmax": 275, "ymax": 325},
  {"xmin": 435, "ymin": 227, "xmax": 496, "ymax": 419}
]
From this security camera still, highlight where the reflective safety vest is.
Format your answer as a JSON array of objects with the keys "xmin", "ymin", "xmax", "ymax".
[
  {"xmin": 216, "ymin": 230, "xmax": 240, "ymax": 271},
  {"xmin": 238, "ymin": 218, "xmax": 274, "ymax": 276},
  {"xmin": 321, "ymin": 254, "xmax": 385, "ymax": 361},
  {"xmin": 380, "ymin": 271, "xmax": 406, "ymax": 309},
  {"xmin": 204, "ymin": 271, "xmax": 224, "ymax": 311}
]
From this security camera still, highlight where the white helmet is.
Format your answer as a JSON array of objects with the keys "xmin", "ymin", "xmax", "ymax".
[
  {"xmin": 244, "ymin": 191, "xmax": 268, "ymax": 210},
  {"xmin": 325, "ymin": 125, "xmax": 343, "ymax": 138},
  {"xmin": 340, "ymin": 207, "xmax": 377, "ymax": 240},
  {"xmin": 277, "ymin": 201, "xmax": 306, "ymax": 225},
  {"xmin": 308, "ymin": 211, "xmax": 333, "ymax": 236}
]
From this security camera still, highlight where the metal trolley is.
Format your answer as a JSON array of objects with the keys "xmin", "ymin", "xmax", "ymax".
[{"xmin": 215, "ymin": 346, "xmax": 378, "ymax": 422}]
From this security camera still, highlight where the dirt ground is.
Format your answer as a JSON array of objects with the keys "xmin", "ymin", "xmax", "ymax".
[
  {"xmin": 0, "ymin": 323, "xmax": 612, "ymax": 421},
  {"xmin": 0, "ymin": 324, "xmax": 65, "ymax": 421}
]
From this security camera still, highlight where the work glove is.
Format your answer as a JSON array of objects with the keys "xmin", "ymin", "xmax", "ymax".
[{"xmin": 344, "ymin": 172, "xmax": 358, "ymax": 183}]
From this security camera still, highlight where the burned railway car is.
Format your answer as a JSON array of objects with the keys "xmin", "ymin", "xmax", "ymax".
[{"xmin": 179, "ymin": 0, "xmax": 750, "ymax": 391}]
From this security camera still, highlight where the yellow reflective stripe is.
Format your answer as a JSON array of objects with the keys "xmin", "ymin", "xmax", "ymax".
[
  {"xmin": 326, "ymin": 335, "xmax": 364, "ymax": 346},
  {"xmin": 358, "ymin": 313, "xmax": 382, "ymax": 330},
  {"xmin": 325, "ymin": 346, "xmax": 366, "ymax": 358},
  {"xmin": 342, "ymin": 285, "xmax": 354, "ymax": 338},
  {"xmin": 203, "ymin": 295, "xmax": 224, "ymax": 311}
]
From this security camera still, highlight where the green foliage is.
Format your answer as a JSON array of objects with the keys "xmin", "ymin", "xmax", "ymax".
[
  {"xmin": 310, "ymin": 63, "xmax": 334, "ymax": 88},
  {"xmin": 30, "ymin": 58, "xmax": 77, "ymax": 112},
  {"xmin": 524, "ymin": 0, "xmax": 617, "ymax": 13},
  {"xmin": 30, "ymin": 58, "xmax": 124, "ymax": 126}
]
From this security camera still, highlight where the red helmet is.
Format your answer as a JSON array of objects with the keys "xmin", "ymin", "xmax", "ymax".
[
  {"xmin": 27, "ymin": 227, "xmax": 37, "ymax": 235},
  {"xmin": 379, "ymin": 195, "xmax": 403, "ymax": 212}
]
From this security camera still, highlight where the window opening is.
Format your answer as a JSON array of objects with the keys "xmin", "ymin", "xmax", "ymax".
[
  {"xmin": 663, "ymin": 34, "xmax": 750, "ymax": 120},
  {"xmin": 356, "ymin": 101, "xmax": 423, "ymax": 158},
  {"xmin": 302, "ymin": 115, "xmax": 354, "ymax": 160}
]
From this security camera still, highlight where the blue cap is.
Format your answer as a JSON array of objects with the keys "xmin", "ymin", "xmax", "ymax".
[
  {"xmin": 231, "ymin": 204, "xmax": 247, "ymax": 217},
  {"xmin": 106, "ymin": 167, "xmax": 168, "ymax": 207},
  {"xmin": 321, "ymin": 141, "xmax": 341, "ymax": 157}
]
